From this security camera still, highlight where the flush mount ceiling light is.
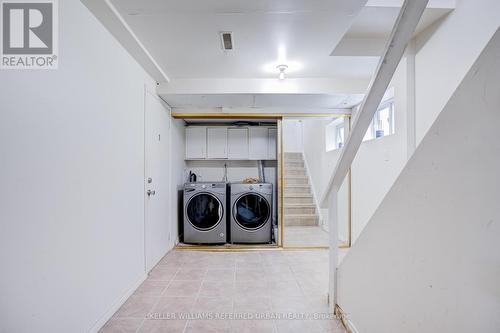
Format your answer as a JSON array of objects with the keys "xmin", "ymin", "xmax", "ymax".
[
  {"xmin": 263, "ymin": 45, "xmax": 302, "ymax": 79},
  {"xmin": 276, "ymin": 64, "xmax": 288, "ymax": 80}
]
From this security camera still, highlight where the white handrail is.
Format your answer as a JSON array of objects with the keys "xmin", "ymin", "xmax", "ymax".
[{"xmin": 321, "ymin": 0, "xmax": 429, "ymax": 207}]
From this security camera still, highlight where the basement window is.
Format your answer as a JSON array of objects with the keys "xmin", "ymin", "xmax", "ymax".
[
  {"xmin": 363, "ymin": 100, "xmax": 395, "ymax": 141},
  {"xmin": 326, "ymin": 118, "xmax": 346, "ymax": 151}
]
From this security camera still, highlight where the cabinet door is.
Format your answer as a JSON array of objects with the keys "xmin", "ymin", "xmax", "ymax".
[
  {"xmin": 185, "ymin": 127, "xmax": 206, "ymax": 159},
  {"xmin": 249, "ymin": 127, "xmax": 269, "ymax": 160},
  {"xmin": 227, "ymin": 128, "xmax": 248, "ymax": 159},
  {"xmin": 268, "ymin": 128, "xmax": 277, "ymax": 160},
  {"xmin": 207, "ymin": 127, "xmax": 228, "ymax": 158}
]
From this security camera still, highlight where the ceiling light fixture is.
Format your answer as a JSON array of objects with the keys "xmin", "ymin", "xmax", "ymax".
[{"xmin": 276, "ymin": 64, "xmax": 288, "ymax": 80}]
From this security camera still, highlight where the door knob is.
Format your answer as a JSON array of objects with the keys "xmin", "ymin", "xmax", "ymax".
[{"xmin": 147, "ymin": 189, "xmax": 156, "ymax": 196}]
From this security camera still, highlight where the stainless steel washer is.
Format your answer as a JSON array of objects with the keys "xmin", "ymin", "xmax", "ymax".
[
  {"xmin": 230, "ymin": 183, "xmax": 272, "ymax": 244},
  {"xmin": 183, "ymin": 182, "xmax": 226, "ymax": 244}
]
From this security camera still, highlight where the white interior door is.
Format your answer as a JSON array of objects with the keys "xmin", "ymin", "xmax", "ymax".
[{"xmin": 145, "ymin": 88, "xmax": 171, "ymax": 272}]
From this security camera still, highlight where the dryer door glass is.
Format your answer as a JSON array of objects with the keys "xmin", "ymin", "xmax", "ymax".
[
  {"xmin": 187, "ymin": 193, "xmax": 223, "ymax": 230},
  {"xmin": 234, "ymin": 194, "xmax": 270, "ymax": 230}
]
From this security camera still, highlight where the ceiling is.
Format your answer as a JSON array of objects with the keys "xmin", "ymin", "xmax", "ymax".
[
  {"xmin": 346, "ymin": 6, "xmax": 452, "ymax": 38},
  {"xmin": 110, "ymin": 0, "xmax": 369, "ymax": 79},
  {"xmin": 88, "ymin": 0, "xmax": 455, "ymax": 110}
]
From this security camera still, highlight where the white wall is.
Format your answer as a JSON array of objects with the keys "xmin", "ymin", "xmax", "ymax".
[
  {"xmin": 282, "ymin": 119, "xmax": 303, "ymax": 152},
  {"xmin": 415, "ymin": 0, "xmax": 500, "ymax": 144},
  {"xmin": 0, "ymin": 1, "xmax": 160, "ymax": 332},
  {"xmin": 338, "ymin": 28, "xmax": 500, "ymax": 333},
  {"xmin": 350, "ymin": 60, "xmax": 408, "ymax": 241}
]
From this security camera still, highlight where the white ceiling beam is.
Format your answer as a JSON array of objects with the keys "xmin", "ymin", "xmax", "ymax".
[
  {"xmin": 365, "ymin": 0, "xmax": 454, "ymax": 9},
  {"xmin": 157, "ymin": 78, "xmax": 370, "ymax": 96},
  {"xmin": 80, "ymin": 0, "xmax": 170, "ymax": 83},
  {"xmin": 321, "ymin": 0, "xmax": 429, "ymax": 205},
  {"xmin": 172, "ymin": 107, "xmax": 351, "ymax": 116}
]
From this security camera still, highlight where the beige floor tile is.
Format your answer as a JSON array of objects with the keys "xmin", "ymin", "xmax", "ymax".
[
  {"xmin": 199, "ymin": 280, "xmax": 235, "ymax": 298},
  {"xmin": 99, "ymin": 317, "xmax": 143, "ymax": 333},
  {"xmin": 204, "ymin": 268, "xmax": 235, "ymax": 281},
  {"xmin": 234, "ymin": 280, "xmax": 269, "ymax": 297},
  {"xmin": 137, "ymin": 319, "xmax": 187, "ymax": 333},
  {"xmin": 235, "ymin": 268, "xmax": 266, "ymax": 282},
  {"xmin": 232, "ymin": 296, "xmax": 271, "ymax": 313},
  {"xmin": 148, "ymin": 266, "xmax": 179, "ymax": 281},
  {"xmin": 114, "ymin": 295, "xmax": 158, "ymax": 318},
  {"xmin": 103, "ymin": 249, "xmax": 345, "ymax": 333},
  {"xmin": 173, "ymin": 267, "xmax": 207, "ymax": 281},
  {"xmin": 134, "ymin": 280, "xmax": 169, "ymax": 297},
  {"xmin": 230, "ymin": 320, "xmax": 276, "ymax": 333},
  {"xmin": 185, "ymin": 319, "xmax": 231, "ymax": 333},
  {"xmin": 163, "ymin": 280, "xmax": 202, "ymax": 297},
  {"xmin": 192, "ymin": 296, "xmax": 233, "ymax": 314},
  {"xmin": 151, "ymin": 297, "xmax": 196, "ymax": 318},
  {"xmin": 275, "ymin": 320, "xmax": 324, "ymax": 333},
  {"xmin": 267, "ymin": 280, "xmax": 303, "ymax": 297},
  {"xmin": 317, "ymin": 319, "xmax": 347, "ymax": 333}
]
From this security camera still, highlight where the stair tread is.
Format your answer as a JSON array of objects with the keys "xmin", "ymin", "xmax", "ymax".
[
  {"xmin": 285, "ymin": 184, "xmax": 311, "ymax": 188},
  {"xmin": 285, "ymin": 214, "xmax": 319, "ymax": 218},
  {"xmin": 284, "ymin": 193, "xmax": 313, "ymax": 197},
  {"xmin": 285, "ymin": 202, "xmax": 316, "ymax": 206}
]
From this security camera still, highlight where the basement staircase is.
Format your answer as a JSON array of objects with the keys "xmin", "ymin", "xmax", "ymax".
[{"xmin": 284, "ymin": 152, "xmax": 319, "ymax": 226}]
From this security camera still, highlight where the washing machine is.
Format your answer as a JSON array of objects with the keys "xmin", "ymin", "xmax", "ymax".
[
  {"xmin": 183, "ymin": 182, "xmax": 226, "ymax": 244},
  {"xmin": 230, "ymin": 183, "xmax": 272, "ymax": 244}
]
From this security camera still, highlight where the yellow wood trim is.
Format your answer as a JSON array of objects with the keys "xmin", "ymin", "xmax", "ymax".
[
  {"xmin": 277, "ymin": 119, "xmax": 284, "ymax": 247},
  {"xmin": 172, "ymin": 113, "xmax": 351, "ymax": 119},
  {"xmin": 175, "ymin": 244, "xmax": 281, "ymax": 252},
  {"xmin": 335, "ymin": 305, "xmax": 354, "ymax": 333}
]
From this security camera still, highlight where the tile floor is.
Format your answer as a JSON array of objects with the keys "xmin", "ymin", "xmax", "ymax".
[
  {"xmin": 100, "ymin": 249, "xmax": 346, "ymax": 333},
  {"xmin": 283, "ymin": 226, "xmax": 330, "ymax": 247}
]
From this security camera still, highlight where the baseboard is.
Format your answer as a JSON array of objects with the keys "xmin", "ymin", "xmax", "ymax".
[
  {"xmin": 87, "ymin": 273, "xmax": 147, "ymax": 333},
  {"xmin": 335, "ymin": 304, "xmax": 360, "ymax": 333}
]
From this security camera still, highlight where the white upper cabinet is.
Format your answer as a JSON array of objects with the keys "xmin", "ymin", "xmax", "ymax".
[
  {"xmin": 268, "ymin": 128, "xmax": 277, "ymax": 160},
  {"xmin": 227, "ymin": 128, "xmax": 248, "ymax": 159},
  {"xmin": 186, "ymin": 126, "xmax": 277, "ymax": 160},
  {"xmin": 185, "ymin": 126, "xmax": 206, "ymax": 159},
  {"xmin": 249, "ymin": 127, "xmax": 269, "ymax": 160},
  {"xmin": 207, "ymin": 127, "xmax": 227, "ymax": 159}
]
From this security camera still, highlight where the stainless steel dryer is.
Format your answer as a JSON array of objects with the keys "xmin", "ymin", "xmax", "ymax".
[
  {"xmin": 183, "ymin": 182, "xmax": 226, "ymax": 244},
  {"xmin": 230, "ymin": 183, "xmax": 272, "ymax": 244}
]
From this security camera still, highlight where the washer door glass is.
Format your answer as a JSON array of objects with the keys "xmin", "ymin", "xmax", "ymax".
[
  {"xmin": 187, "ymin": 193, "xmax": 223, "ymax": 230},
  {"xmin": 234, "ymin": 194, "xmax": 270, "ymax": 230}
]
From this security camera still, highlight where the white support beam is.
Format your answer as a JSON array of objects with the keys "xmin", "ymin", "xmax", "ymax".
[
  {"xmin": 322, "ymin": 0, "xmax": 429, "ymax": 207},
  {"xmin": 157, "ymin": 78, "xmax": 370, "ymax": 96}
]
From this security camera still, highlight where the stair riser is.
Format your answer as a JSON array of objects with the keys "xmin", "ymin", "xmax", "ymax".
[
  {"xmin": 285, "ymin": 178, "xmax": 308, "ymax": 185},
  {"xmin": 285, "ymin": 207, "xmax": 316, "ymax": 215},
  {"xmin": 285, "ymin": 187, "xmax": 310, "ymax": 195},
  {"xmin": 284, "ymin": 197, "xmax": 314, "ymax": 204},
  {"xmin": 285, "ymin": 153, "xmax": 302, "ymax": 159},
  {"xmin": 285, "ymin": 169, "xmax": 306, "ymax": 177},
  {"xmin": 286, "ymin": 161, "xmax": 304, "ymax": 168},
  {"xmin": 285, "ymin": 217, "xmax": 318, "ymax": 226}
]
